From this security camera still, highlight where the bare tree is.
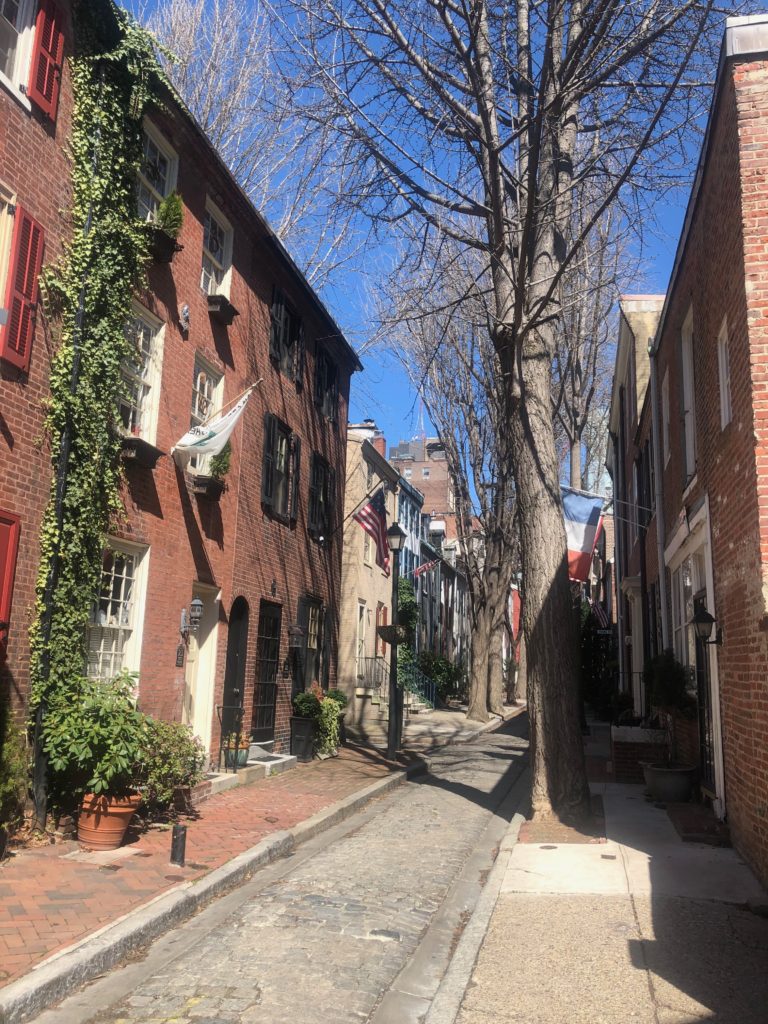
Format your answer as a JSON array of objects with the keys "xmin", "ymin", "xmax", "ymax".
[
  {"xmin": 135, "ymin": 0, "xmax": 364, "ymax": 290},
  {"xmin": 382, "ymin": 242, "xmax": 518, "ymax": 722},
  {"xmin": 276, "ymin": 0, "xmax": 723, "ymax": 821}
]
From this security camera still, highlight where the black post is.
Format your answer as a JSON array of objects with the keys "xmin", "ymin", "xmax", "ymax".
[
  {"xmin": 170, "ymin": 824, "xmax": 187, "ymax": 866},
  {"xmin": 386, "ymin": 548, "xmax": 401, "ymax": 760}
]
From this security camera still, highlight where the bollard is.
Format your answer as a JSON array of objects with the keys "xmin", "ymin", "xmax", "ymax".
[{"xmin": 170, "ymin": 823, "xmax": 187, "ymax": 866}]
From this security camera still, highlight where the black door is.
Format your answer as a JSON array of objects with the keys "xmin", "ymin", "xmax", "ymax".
[
  {"xmin": 252, "ymin": 601, "xmax": 282, "ymax": 743},
  {"xmin": 221, "ymin": 597, "xmax": 248, "ymax": 736},
  {"xmin": 693, "ymin": 594, "xmax": 716, "ymax": 792}
]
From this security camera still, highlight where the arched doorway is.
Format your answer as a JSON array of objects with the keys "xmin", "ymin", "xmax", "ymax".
[{"xmin": 221, "ymin": 596, "xmax": 249, "ymax": 736}]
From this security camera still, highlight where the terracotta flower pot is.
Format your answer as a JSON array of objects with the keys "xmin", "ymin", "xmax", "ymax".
[{"xmin": 77, "ymin": 792, "xmax": 143, "ymax": 851}]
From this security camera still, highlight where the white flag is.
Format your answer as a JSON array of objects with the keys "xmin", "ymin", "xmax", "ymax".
[{"xmin": 172, "ymin": 390, "xmax": 252, "ymax": 459}]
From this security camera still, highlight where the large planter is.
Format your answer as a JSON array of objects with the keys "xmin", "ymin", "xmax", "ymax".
[
  {"xmin": 224, "ymin": 746, "xmax": 249, "ymax": 769},
  {"xmin": 145, "ymin": 225, "xmax": 182, "ymax": 264},
  {"xmin": 290, "ymin": 716, "xmax": 316, "ymax": 762},
  {"xmin": 646, "ymin": 763, "xmax": 697, "ymax": 803},
  {"xmin": 77, "ymin": 792, "xmax": 143, "ymax": 851}
]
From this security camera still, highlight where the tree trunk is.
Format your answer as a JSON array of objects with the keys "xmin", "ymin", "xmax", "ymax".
[
  {"xmin": 487, "ymin": 609, "xmax": 505, "ymax": 715},
  {"xmin": 509, "ymin": 341, "xmax": 591, "ymax": 823},
  {"xmin": 570, "ymin": 439, "xmax": 582, "ymax": 491},
  {"xmin": 514, "ymin": 630, "xmax": 527, "ymax": 703},
  {"xmin": 467, "ymin": 600, "xmax": 491, "ymax": 723}
]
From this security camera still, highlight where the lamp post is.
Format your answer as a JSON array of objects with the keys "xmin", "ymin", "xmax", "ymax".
[{"xmin": 386, "ymin": 522, "xmax": 406, "ymax": 760}]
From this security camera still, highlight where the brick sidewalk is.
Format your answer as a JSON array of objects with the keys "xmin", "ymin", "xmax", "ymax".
[{"xmin": 0, "ymin": 744, "xmax": 403, "ymax": 989}]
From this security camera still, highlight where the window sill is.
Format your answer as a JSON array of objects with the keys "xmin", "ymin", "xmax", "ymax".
[
  {"xmin": 206, "ymin": 292, "xmax": 239, "ymax": 326},
  {"xmin": 120, "ymin": 435, "xmax": 165, "ymax": 469},
  {"xmin": 682, "ymin": 473, "xmax": 698, "ymax": 504},
  {"xmin": 145, "ymin": 225, "xmax": 183, "ymax": 264},
  {"xmin": 0, "ymin": 72, "xmax": 32, "ymax": 114},
  {"xmin": 190, "ymin": 473, "xmax": 226, "ymax": 500}
]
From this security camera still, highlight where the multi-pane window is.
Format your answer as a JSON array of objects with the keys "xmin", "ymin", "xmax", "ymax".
[
  {"xmin": 189, "ymin": 356, "xmax": 222, "ymax": 472},
  {"xmin": 137, "ymin": 127, "xmax": 176, "ymax": 222},
  {"xmin": 356, "ymin": 600, "xmax": 366, "ymax": 676},
  {"xmin": 201, "ymin": 203, "xmax": 231, "ymax": 296},
  {"xmin": 119, "ymin": 309, "xmax": 162, "ymax": 442},
  {"xmin": 0, "ymin": 0, "xmax": 23, "ymax": 80},
  {"xmin": 262, "ymin": 414, "xmax": 300, "ymax": 522},
  {"xmin": 314, "ymin": 350, "xmax": 338, "ymax": 421},
  {"xmin": 1, "ymin": 1, "xmax": 63, "ymax": 119},
  {"xmin": 718, "ymin": 316, "xmax": 732, "ymax": 429},
  {"xmin": 269, "ymin": 288, "xmax": 304, "ymax": 381},
  {"xmin": 308, "ymin": 453, "xmax": 334, "ymax": 538},
  {"xmin": 86, "ymin": 545, "xmax": 147, "ymax": 680}
]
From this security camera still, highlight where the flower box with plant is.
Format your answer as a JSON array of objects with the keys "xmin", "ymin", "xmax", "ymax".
[
  {"xmin": 191, "ymin": 442, "xmax": 230, "ymax": 500},
  {"xmin": 44, "ymin": 671, "xmax": 148, "ymax": 850},
  {"xmin": 145, "ymin": 190, "xmax": 184, "ymax": 263}
]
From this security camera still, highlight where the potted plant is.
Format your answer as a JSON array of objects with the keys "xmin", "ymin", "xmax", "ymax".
[
  {"xmin": 643, "ymin": 650, "xmax": 698, "ymax": 801},
  {"xmin": 145, "ymin": 191, "xmax": 184, "ymax": 263},
  {"xmin": 290, "ymin": 690, "xmax": 321, "ymax": 762},
  {"xmin": 44, "ymin": 672, "xmax": 148, "ymax": 850},
  {"xmin": 191, "ymin": 442, "xmax": 229, "ymax": 500},
  {"xmin": 326, "ymin": 687, "xmax": 348, "ymax": 746},
  {"xmin": 222, "ymin": 731, "xmax": 250, "ymax": 769},
  {"xmin": 140, "ymin": 719, "xmax": 206, "ymax": 814}
]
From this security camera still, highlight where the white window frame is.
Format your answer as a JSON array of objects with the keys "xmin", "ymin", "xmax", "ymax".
[
  {"xmin": 189, "ymin": 354, "xmax": 223, "ymax": 473},
  {"xmin": 200, "ymin": 198, "xmax": 233, "ymax": 298},
  {"xmin": 137, "ymin": 121, "xmax": 178, "ymax": 223},
  {"xmin": 0, "ymin": 0, "xmax": 34, "ymax": 111},
  {"xmin": 86, "ymin": 540, "xmax": 150, "ymax": 684},
  {"xmin": 0, "ymin": 179, "xmax": 16, "ymax": 314},
  {"xmin": 681, "ymin": 308, "xmax": 696, "ymax": 483},
  {"xmin": 363, "ymin": 527, "xmax": 372, "ymax": 565},
  {"xmin": 422, "ymin": 467, "xmax": 430, "ymax": 479},
  {"xmin": 356, "ymin": 600, "xmax": 366, "ymax": 677},
  {"xmin": 119, "ymin": 304, "xmax": 164, "ymax": 446},
  {"xmin": 718, "ymin": 316, "xmax": 732, "ymax": 430}
]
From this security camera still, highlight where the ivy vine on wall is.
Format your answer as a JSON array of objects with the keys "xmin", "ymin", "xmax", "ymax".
[{"xmin": 29, "ymin": 2, "xmax": 166, "ymax": 752}]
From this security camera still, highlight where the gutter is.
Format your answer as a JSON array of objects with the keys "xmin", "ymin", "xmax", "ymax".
[{"xmin": 648, "ymin": 342, "xmax": 671, "ymax": 648}]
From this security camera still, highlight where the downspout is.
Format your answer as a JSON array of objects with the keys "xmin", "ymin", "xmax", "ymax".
[
  {"xmin": 648, "ymin": 340, "xmax": 671, "ymax": 648},
  {"xmin": 610, "ymin": 432, "xmax": 627, "ymax": 694}
]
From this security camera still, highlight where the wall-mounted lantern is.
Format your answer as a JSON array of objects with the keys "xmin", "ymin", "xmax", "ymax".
[{"xmin": 691, "ymin": 607, "xmax": 723, "ymax": 646}]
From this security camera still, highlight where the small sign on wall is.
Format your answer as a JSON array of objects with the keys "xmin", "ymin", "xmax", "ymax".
[{"xmin": 175, "ymin": 644, "xmax": 186, "ymax": 668}]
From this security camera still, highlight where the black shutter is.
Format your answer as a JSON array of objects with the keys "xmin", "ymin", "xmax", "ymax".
[
  {"xmin": 319, "ymin": 606, "xmax": 329, "ymax": 690},
  {"xmin": 290, "ymin": 433, "xmax": 301, "ymax": 525},
  {"xmin": 314, "ymin": 352, "xmax": 325, "ymax": 408},
  {"xmin": 330, "ymin": 364, "xmax": 339, "ymax": 424},
  {"xmin": 295, "ymin": 320, "xmax": 305, "ymax": 386},
  {"xmin": 261, "ymin": 414, "xmax": 276, "ymax": 507},
  {"xmin": 308, "ymin": 453, "xmax": 320, "ymax": 535},
  {"xmin": 269, "ymin": 287, "xmax": 284, "ymax": 362},
  {"xmin": 326, "ymin": 466, "xmax": 336, "ymax": 535}
]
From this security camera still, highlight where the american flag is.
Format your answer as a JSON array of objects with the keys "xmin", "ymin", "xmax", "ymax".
[
  {"xmin": 413, "ymin": 558, "xmax": 439, "ymax": 578},
  {"xmin": 353, "ymin": 488, "xmax": 390, "ymax": 575}
]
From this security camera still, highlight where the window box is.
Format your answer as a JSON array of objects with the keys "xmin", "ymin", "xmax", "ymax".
[
  {"xmin": 190, "ymin": 474, "xmax": 226, "ymax": 500},
  {"xmin": 120, "ymin": 435, "xmax": 165, "ymax": 470},
  {"xmin": 145, "ymin": 224, "xmax": 182, "ymax": 265},
  {"xmin": 207, "ymin": 293, "xmax": 239, "ymax": 327}
]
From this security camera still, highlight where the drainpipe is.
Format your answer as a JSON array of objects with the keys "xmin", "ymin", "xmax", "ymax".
[
  {"xmin": 648, "ymin": 340, "xmax": 671, "ymax": 648},
  {"xmin": 610, "ymin": 432, "xmax": 627, "ymax": 695}
]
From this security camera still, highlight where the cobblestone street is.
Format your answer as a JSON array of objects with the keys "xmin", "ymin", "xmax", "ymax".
[{"xmin": 36, "ymin": 719, "xmax": 528, "ymax": 1024}]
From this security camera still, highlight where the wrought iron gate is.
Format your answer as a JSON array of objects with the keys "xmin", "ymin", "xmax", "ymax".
[{"xmin": 251, "ymin": 601, "xmax": 281, "ymax": 743}]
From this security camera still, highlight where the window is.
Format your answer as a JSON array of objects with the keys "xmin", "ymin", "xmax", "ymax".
[
  {"xmin": 671, "ymin": 556, "xmax": 695, "ymax": 670},
  {"xmin": 718, "ymin": 316, "xmax": 732, "ymax": 429},
  {"xmin": 662, "ymin": 370, "xmax": 670, "ymax": 465},
  {"xmin": 119, "ymin": 306, "xmax": 163, "ymax": 444},
  {"xmin": 308, "ymin": 453, "xmax": 334, "ymax": 538},
  {"xmin": 0, "ymin": 508, "xmax": 20, "ymax": 647},
  {"xmin": 681, "ymin": 309, "xmax": 696, "ymax": 483},
  {"xmin": 137, "ymin": 123, "xmax": 177, "ymax": 223},
  {"xmin": 366, "ymin": 461, "xmax": 374, "ymax": 491},
  {"xmin": 189, "ymin": 355, "xmax": 223, "ymax": 472},
  {"xmin": 314, "ymin": 349, "xmax": 338, "ymax": 421},
  {"xmin": 200, "ymin": 201, "xmax": 232, "ymax": 298},
  {"xmin": 86, "ymin": 543, "xmax": 148, "ymax": 681},
  {"xmin": 375, "ymin": 602, "xmax": 388, "ymax": 657},
  {"xmin": 261, "ymin": 413, "xmax": 300, "ymax": 522},
  {"xmin": 404, "ymin": 467, "xmax": 412, "ymax": 478},
  {"xmin": 422, "ymin": 468, "xmax": 430, "ymax": 479},
  {"xmin": 0, "ymin": 198, "xmax": 44, "ymax": 372},
  {"xmin": 269, "ymin": 287, "xmax": 304, "ymax": 382},
  {"xmin": 1, "ymin": 0, "xmax": 63, "ymax": 119},
  {"xmin": 356, "ymin": 600, "xmax": 366, "ymax": 676},
  {"xmin": 363, "ymin": 530, "xmax": 372, "ymax": 565}
]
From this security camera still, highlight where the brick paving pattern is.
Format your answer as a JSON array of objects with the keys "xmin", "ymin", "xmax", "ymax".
[{"xmin": 0, "ymin": 745, "xmax": 401, "ymax": 988}]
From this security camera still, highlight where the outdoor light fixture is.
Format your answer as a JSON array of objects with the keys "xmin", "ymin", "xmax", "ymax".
[
  {"xmin": 288, "ymin": 623, "xmax": 306, "ymax": 649},
  {"xmin": 271, "ymin": 579, "xmax": 277, "ymax": 597},
  {"xmin": 691, "ymin": 607, "xmax": 722, "ymax": 646},
  {"xmin": 386, "ymin": 522, "xmax": 406, "ymax": 552},
  {"xmin": 179, "ymin": 303, "xmax": 190, "ymax": 332},
  {"xmin": 189, "ymin": 597, "xmax": 204, "ymax": 632}
]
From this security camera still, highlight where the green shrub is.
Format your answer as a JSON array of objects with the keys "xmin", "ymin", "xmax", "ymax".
[
  {"xmin": 315, "ymin": 696, "xmax": 343, "ymax": 756},
  {"xmin": 140, "ymin": 719, "xmax": 206, "ymax": 808},
  {"xmin": 643, "ymin": 650, "xmax": 693, "ymax": 712},
  {"xmin": 325, "ymin": 688, "xmax": 348, "ymax": 710},
  {"xmin": 0, "ymin": 706, "xmax": 29, "ymax": 830},
  {"xmin": 293, "ymin": 691, "xmax": 322, "ymax": 719},
  {"xmin": 208, "ymin": 441, "xmax": 231, "ymax": 481},
  {"xmin": 44, "ymin": 671, "xmax": 148, "ymax": 799},
  {"xmin": 154, "ymin": 190, "xmax": 183, "ymax": 239},
  {"xmin": 417, "ymin": 651, "xmax": 463, "ymax": 701}
]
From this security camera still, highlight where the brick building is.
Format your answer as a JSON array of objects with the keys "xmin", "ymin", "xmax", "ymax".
[
  {"xmin": 0, "ymin": 1, "xmax": 360, "ymax": 760},
  {"xmin": 609, "ymin": 15, "xmax": 768, "ymax": 886}
]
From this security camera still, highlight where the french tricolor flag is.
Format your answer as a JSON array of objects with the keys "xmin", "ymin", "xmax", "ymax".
[{"xmin": 562, "ymin": 487, "xmax": 604, "ymax": 582}]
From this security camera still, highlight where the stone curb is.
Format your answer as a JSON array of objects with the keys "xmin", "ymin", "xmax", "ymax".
[
  {"xmin": 424, "ymin": 767, "xmax": 531, "ymax": 1024},
  {"xmin": 0, "ymin": 760, "xmax": 426, "ymax": 1024}
]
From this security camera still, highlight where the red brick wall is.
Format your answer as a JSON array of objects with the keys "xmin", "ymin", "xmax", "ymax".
[{"xmin": 0, "ymin": 1, "xmax": 75, "ymax": 716}]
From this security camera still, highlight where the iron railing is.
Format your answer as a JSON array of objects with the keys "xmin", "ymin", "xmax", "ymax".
[{"xmin": 400, "ymin": 663, "xmax": 436, "ymax": 710}]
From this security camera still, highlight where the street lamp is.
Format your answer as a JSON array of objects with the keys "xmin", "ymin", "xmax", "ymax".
[
  {"xmin": 386, "ymin": 523, "xmax": 407, "ymax": 760},
  {"xmin": 691, "ymin": 607, "xmax": 723, "ymax": 646}
]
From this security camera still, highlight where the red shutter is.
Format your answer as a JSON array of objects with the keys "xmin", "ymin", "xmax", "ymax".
[
  {"xmin": 27, "ymin": 0, "xmax": 65, "ymax": 122},
  {"xmin": 0, "ymin": 511, "xmax": 21, "ymax": 644},
  {"xmin": 0, "ymin": 207, "xmax": 45, "ymax": 372}
]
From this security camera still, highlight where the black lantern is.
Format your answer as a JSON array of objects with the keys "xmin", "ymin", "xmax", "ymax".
[
  {"xmin": 691, "ymin": 607, "xmax": 722, "ymax": 646},
  {"xmin": 288, "ymin": 623, "xmax": 306, "ymax": 649},
  {"xmin": 189, "ymin": 597, "xmax": 204, "ymax": 632},
  {"xmin": 386, "ymin": 523, "xmax": 406, "ymax": 552}
]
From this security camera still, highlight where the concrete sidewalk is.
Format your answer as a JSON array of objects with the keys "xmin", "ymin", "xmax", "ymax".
[
  {"xmin": 0, "ymin": 704, "xmax": 520, "ymax": 1024},
  {"xmin": 446, "ymin": 781, "xmax": 768, "ymax": 1024}
]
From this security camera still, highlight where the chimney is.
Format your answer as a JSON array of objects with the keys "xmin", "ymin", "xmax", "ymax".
[{"xmin": 372, "ymin": 431, "xmax": 386, "ymax": 458}]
